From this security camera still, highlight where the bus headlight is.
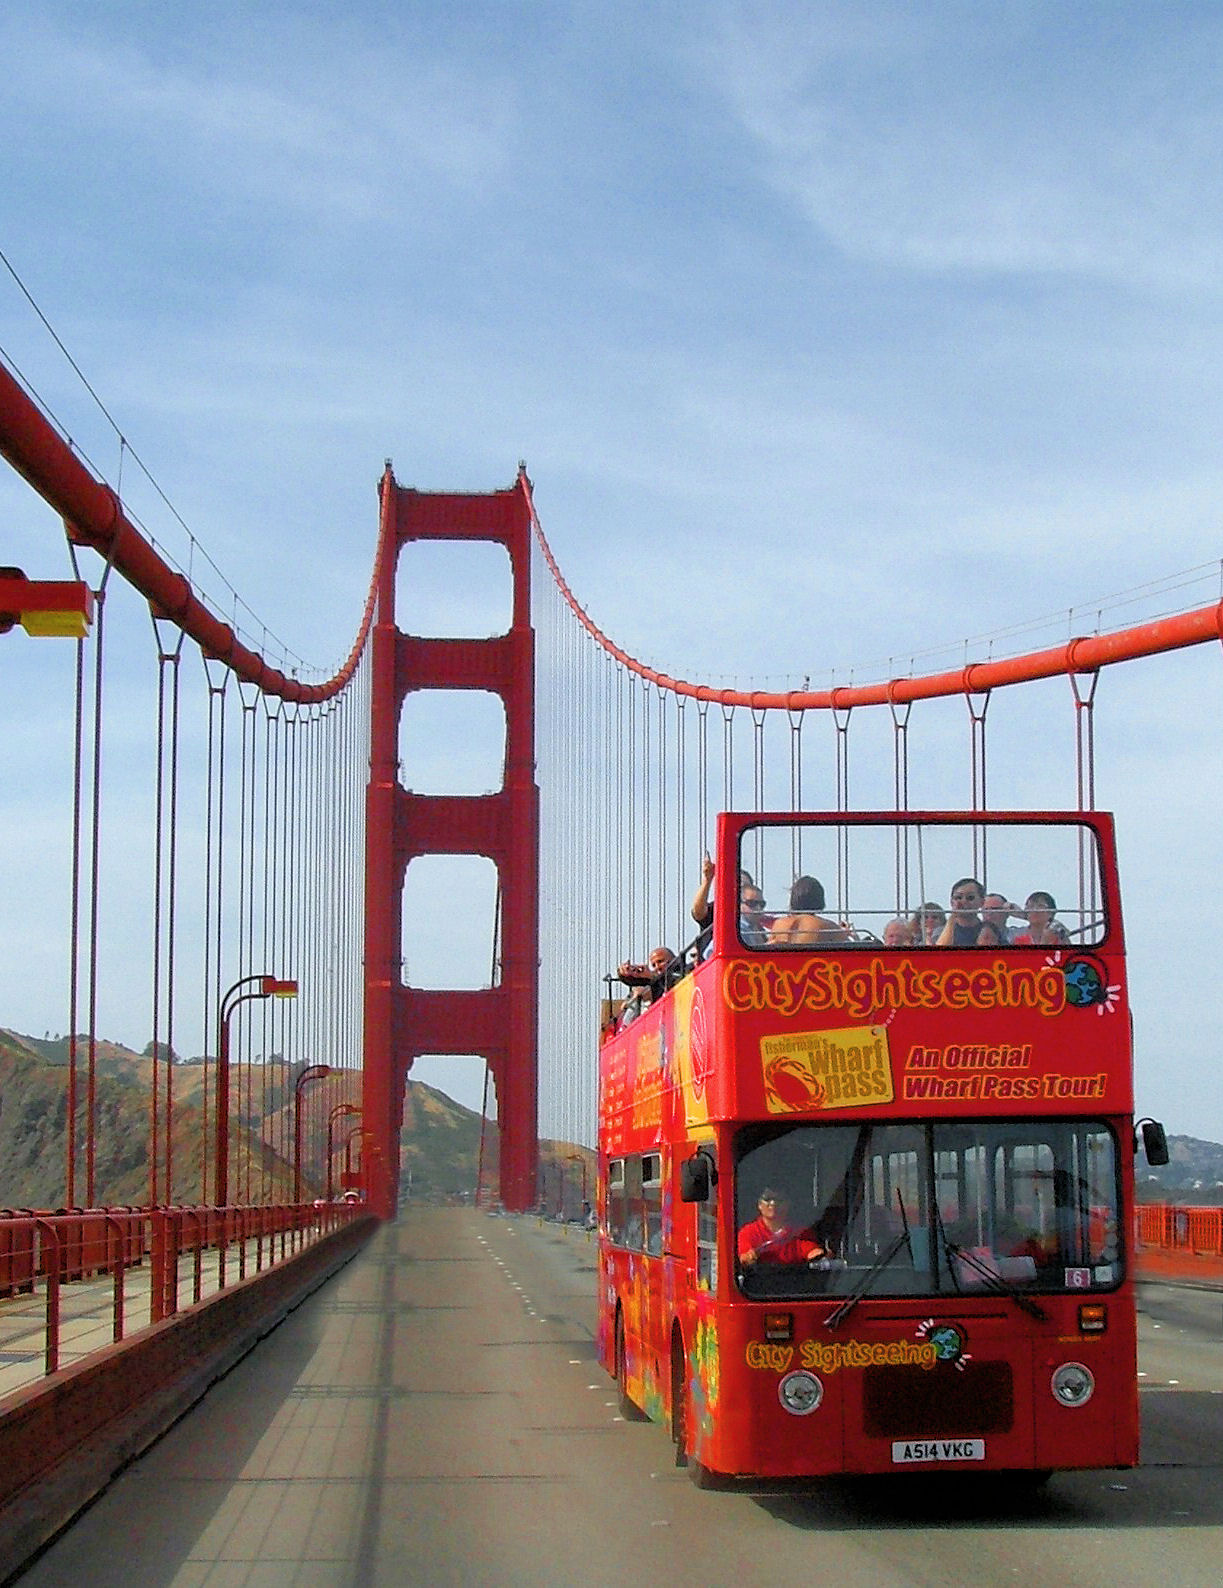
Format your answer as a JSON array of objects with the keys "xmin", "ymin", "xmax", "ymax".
[
  {"xmin": 1050, "ymin": 1362, "xmax": 1095, "ymax": 1407},
  {"xmin": 778, "ymin": 1370, "xmax": 823, "ymax": 1416}
]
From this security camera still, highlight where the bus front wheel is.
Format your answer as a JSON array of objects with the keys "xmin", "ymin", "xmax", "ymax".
[
  {"xmin": 615, "ymin": 1310, "xmax": 648, "ymax": 1422},
  {"xmin": 671, "ymin": 1330, "xmax": 724, "ymax": 1489}
]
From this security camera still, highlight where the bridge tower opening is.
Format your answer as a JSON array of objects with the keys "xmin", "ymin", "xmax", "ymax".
[{"xmin": 363, "ymin": 466, "xmax": 539, "ymax": 1217}]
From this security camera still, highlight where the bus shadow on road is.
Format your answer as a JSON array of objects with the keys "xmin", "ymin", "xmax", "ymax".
[{"xmin": 752, "ymin": 1453, "xmax": 1223, "ymax": 1532}]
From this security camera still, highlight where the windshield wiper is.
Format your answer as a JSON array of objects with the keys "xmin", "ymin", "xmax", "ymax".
[
  {"xmin": 824, "ymin": 1191, "xmax": 914, "ymax": 1331},
  {"xmin": 942, "ymin": 1239, "xmax": 1048, "ymax": 1321}
]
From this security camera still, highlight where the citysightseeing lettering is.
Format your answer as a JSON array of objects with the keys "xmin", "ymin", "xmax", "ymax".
[
  {"xmin": 724, "ymin": 957, "xmax": 1065, "ymax": 1021},
  {"xmin": 745, "ymin": 1339, "xmax": 938, "ymax": 1373}
]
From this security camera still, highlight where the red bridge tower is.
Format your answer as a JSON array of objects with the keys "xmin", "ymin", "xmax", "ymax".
[{"xmin": 363, "ymin": 467, "xmax": 539, "ymax": 1217}]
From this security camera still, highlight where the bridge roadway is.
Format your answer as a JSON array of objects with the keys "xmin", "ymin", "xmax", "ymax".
[{"xmin": 14, "ymin": 1208, "xmax": 1223, "ymax": 1587}]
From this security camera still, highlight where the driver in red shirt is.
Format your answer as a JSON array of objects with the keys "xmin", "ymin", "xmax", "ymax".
[{"xmin": 738, "ymin": 1187, "xmax": 826, "ymax": 1267}]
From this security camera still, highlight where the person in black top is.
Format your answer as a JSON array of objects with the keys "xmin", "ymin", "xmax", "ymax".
[
  {"xmin": 935, "ymin": 877, "xmax": 1000, "ymax": 947},
  {"xmin": 690, "ymin": 855, "xmax": 768, "ymax": 948}
]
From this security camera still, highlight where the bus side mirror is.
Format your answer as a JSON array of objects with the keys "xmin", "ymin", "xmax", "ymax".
[
  {"xmin": 1136, "ymin": 1118, "xmax": 1169, "ymax": 1167},
  {"xmin": 680, "ymin": 1151, "xmax": 717, "ymax": 1203}
]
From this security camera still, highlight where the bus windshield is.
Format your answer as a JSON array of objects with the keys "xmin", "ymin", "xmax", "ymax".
[
  {"xmin": 737, "ymin": 817, "xmax": 1106, "ymax": 950},
  {"xmin": 734, "ymin": 1118, "xmax": 1121, "ymax": 1301}
]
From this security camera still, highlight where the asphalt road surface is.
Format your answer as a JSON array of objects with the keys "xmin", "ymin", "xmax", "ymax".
[{"xmin": 16, "ymin": 1209, "xmax": 1223, "ymax": 1587}]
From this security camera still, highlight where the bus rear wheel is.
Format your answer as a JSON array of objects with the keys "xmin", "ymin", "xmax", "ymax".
[{"xmin": 615, "ymin": 1310, "xmax": 647, "ymax": 1422}]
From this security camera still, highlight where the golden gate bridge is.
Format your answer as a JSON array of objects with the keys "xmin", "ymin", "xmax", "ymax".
[{"xmin": 2, "ymin": 352, "xmax": 1223, "ymax": 1573}]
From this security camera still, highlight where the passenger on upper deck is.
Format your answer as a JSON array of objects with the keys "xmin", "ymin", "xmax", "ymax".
[
  {"xmin": 882, "ymin": 918, "xmax": 916, "ymax": 948},
  {"xmin": 983, "ymin": 892, "xmax": 1020, "ymax": 946},
  {"xmin": 617, "ymin": 945, "xmax": 679, "ymax": 1002},
  {"xmin": 909, "ymin": 902, "xmax": 946, "ymax": 945},
  {"xmin": 1012, "ymin": 891, "xmax": 1071, "ymax": 947},
  {"xmin": 935, "ymin": 878, "xmax": 1000, "ymax": 948},
  {"xmin": 691, "ymin": 855, "xmax": 768, "ymax": 947},
  {"xmin": 737, "ymin": 1186, "xmax": 827, "ymax": 1268},
  {"xmin": 767, "ymin": 876, "xmax": 850, "ymax": 947}
]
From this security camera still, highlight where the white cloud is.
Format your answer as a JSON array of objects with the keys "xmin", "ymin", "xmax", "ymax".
[
  {"xmin": 704, "ymin": 3, "xmax": 1223, "ymax": 289},
  {"xmin": 7, "ymin": 14, "xmax": 517, "ymax": 223}
]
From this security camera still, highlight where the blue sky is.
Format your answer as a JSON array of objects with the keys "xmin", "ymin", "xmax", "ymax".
[{"xmin": 4, "ymin": 3, "xmax": 1223, "ymax": 1143}]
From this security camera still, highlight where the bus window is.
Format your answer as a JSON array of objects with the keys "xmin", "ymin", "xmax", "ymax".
[
  {"xmin": 607, "ymin": 1158, "xmax": 626, "ymax": 1246},
  {"xmin": 695, "ymin": 1150, "xmax": 718, "ymax": 1291},
  {"xmin": 736, "ymin": 817, "xmax": 1108, "ymax": 949},
  {"xmin": 733, "ymin": 1121, "xmax": 1122, "ymax": 1301},
  {"xmin": 624, "ymin": 1155, "xmax": 644, "ymax": 1251},
  {"xmin": 642, "ymin": 1152, "xmax": 663, "ymax": 1256}
]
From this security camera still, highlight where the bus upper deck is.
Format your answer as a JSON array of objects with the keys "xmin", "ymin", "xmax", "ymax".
[{"xmin": 604, "ymin": 811, "xmax": 1131, "ymax": 1135}]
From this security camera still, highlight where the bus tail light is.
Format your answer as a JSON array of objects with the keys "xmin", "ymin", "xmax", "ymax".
[
  {"xmin": 1078, "ymin": 1303, "xmax": 1107, "ymax": 1333},
  {"xmin": 764, "ymin": 1312, "xmax": 793, "ymax": 1342},
  {"xmin": 1051, "ymin": 1362, "xmax": 1095, "ymax": 1407}
]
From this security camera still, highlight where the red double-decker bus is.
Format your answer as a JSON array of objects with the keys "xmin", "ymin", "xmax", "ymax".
[{"xmin": 597, "ymin": 810, "xmax": 1166, "ymax": 1486}]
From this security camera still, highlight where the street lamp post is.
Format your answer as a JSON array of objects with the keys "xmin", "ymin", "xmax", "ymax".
[
  {"xmin": 217, "ymin": 974, "xmax": 297, "ymax": 1207},
  {"xmin": 326, "ymin": 1102, "xmax": 361, "ymax": 1203},
  {"xmin": 293, "ymin": 1064, "xmax": 334, "ymax": 1204},
  {"xmin": 342, "ymin": 1124, "xmax": 364, "ymax": 1196}
]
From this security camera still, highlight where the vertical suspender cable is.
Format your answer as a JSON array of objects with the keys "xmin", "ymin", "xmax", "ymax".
[
  {"xmin": 641, "ymin": 678, "xmax": 651, "ymax": 956},
  {"xmin": 200, "ymin": 659, "xmax": 230, "ymax": 1205},
  {"xmin": 675, "ymin": 695, "xmax": 686, "ymax": 960},
  {"xmin": 1070, "ymin": 671, "xmax": 1100, "ymax": 932},
  {"xmin": 626, "ymin": 672, "xmax": 636, "ymax": 956},
  {"xmin": 164, "ymin": 630, "xmax": 182, "ymax": 1204},
  {"xmin": 890, "ymin": 699, "xmax": 912, "ymax": 915},
  {"xmin": 834, "ymin": 707, "xmax": 852, "ymax": 919},
  {"xmin": 788, "ymin": 708, "xmax": 804, "ymax": 879},
  {"xmin": 236, "ymin": 684, "xmax": 258, "ymax": 1204},
  {"xmin": 697, "ymin": 699, "xmax": 709, "ymax": 870},
  {"xmin": 721, "ymin": 704, "xmax": 734, "ymax": 816},
  {"xmin": 657, "ymin": 685, "xmax": 667, "ymax": 949},
  {"xmin": 261, "ymin": 700, "xmax": 280, "ymax": 1203},
  {"xmin": 85, "ymin": 588, "xmax": 107, "ymax": 1207},
  {"xmin": 967, "ymin": 689, "xmax": 991, "ymax": 882},
  {"xmin": 751, "ymin": 708, "xmax": 766, "ymax": 885},
  {"xmin": 66, "ymin": 623, "xmax": 87, "ymax": 1207}
]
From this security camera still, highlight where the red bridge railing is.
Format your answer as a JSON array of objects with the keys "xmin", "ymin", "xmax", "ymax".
[
  {"xmin": 0, "ymin": 1202, "xmax": 364, "ymax": 1384},
  {"xmin": 1134, "ymin": 1203, "xmax": 1223, "ymax": 1285}
]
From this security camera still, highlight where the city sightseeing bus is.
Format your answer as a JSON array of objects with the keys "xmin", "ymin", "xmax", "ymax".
[{"xmin": 597, "ymin": 810, "xmax": 1168, "ymax": 1486}]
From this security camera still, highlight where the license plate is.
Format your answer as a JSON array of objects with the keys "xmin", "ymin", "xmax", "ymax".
[{"xmin": 891, "ymin": 1439, "xmax": 985, "ymax": 1464}]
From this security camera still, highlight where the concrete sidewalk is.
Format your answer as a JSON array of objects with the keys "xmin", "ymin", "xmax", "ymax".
[{"xmin": 0, "ymin": 1234, "xmax": 318, "ymax": 1401}]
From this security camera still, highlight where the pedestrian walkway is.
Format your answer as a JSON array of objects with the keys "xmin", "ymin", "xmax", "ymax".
[
  {"xmin": 0, "ymin": 1232, "xmax": 312, "ymax": 1400},
  {"xmin": 15, "ymin": 1208, "xmax": 654, "ymax": 1587}
]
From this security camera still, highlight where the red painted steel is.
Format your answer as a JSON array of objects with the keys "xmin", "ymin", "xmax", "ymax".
[
  {"xmin": 0, "ymin": 359, "xmax": 382, "ymax": 701},
  {"xmin": 0, "ymin": 570, "xmax": 94, "ymax": 636},
  {"xmin": 524, "ymin": 471, "xmax": 1223, "ymax": 709},
  {"xmin": 363, "ymin": 468, "xmax": 540, "ymax": 1216}
]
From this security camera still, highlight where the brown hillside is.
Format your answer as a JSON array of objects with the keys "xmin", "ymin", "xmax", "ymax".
[{"xmin": 0, "ymin": 1028, "xmax": 593, "ymax": 1210}]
